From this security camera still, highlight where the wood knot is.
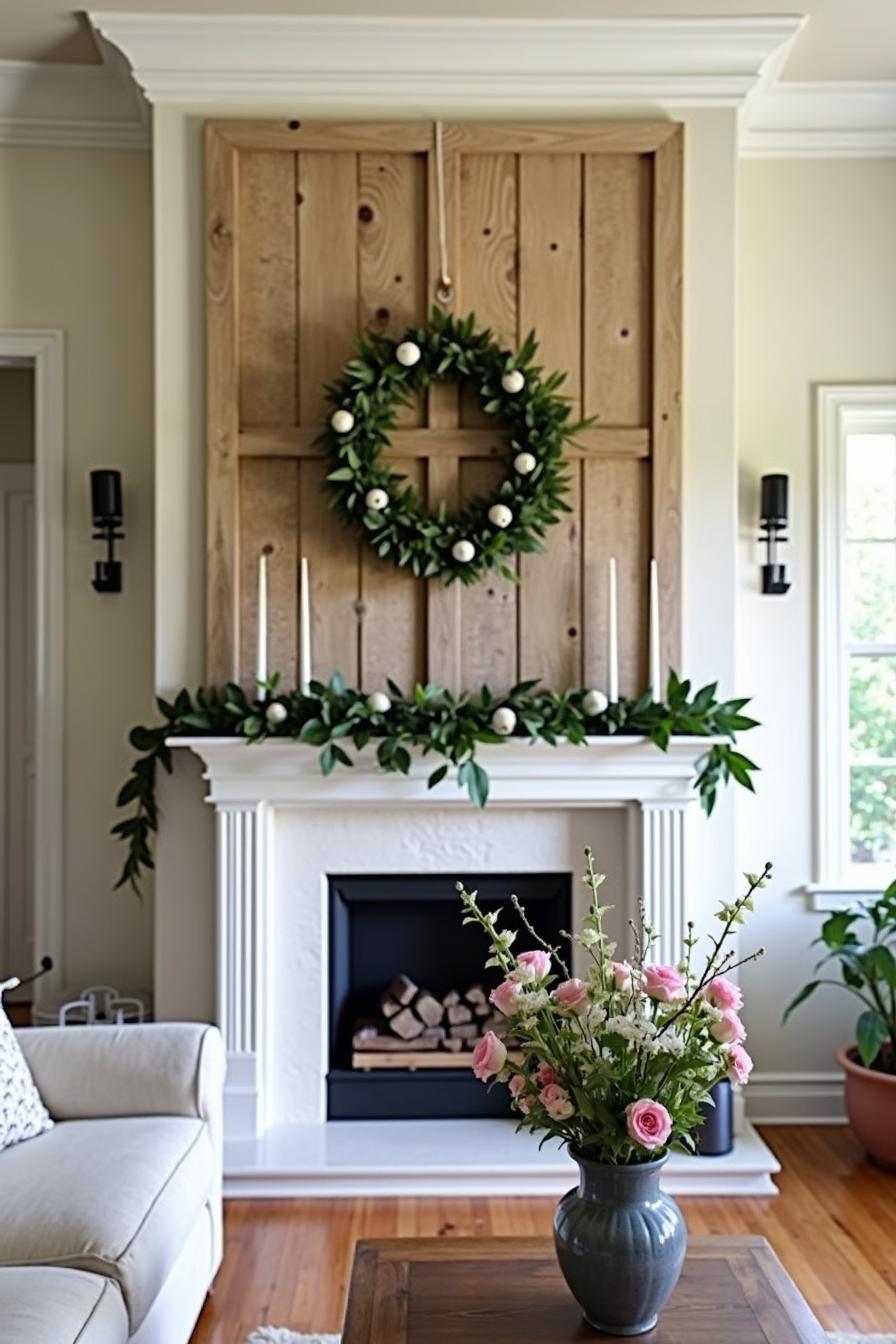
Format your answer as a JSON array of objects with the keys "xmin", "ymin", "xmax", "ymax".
[
  {"xmin": 209, "ymin": 216, "xmax": 231, "ymax": 244},
  {"xmin": 358, "ymin": 204, "xmax": 374, "ymax": 224}
]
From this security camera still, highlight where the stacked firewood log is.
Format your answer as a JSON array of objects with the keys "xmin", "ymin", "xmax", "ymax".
[{"xmin": 352, "ymin": 974, "xmax": 511, "ymax": 1053}]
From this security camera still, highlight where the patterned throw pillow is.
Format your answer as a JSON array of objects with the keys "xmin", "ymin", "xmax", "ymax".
[{"xmin": 0, "ymin": 1000, "xmax": 52, "ymax": 1149}]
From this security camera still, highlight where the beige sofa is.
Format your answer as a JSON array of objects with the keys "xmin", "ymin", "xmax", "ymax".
[{"xmin": 0, "ymin": 1022, "xmax": 224, "ymax": 1344}]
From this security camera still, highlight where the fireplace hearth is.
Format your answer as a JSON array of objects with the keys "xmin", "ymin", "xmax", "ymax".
[{"xmin": 328, "ymin": 872, "xmax": 571, "ymax": 1120}]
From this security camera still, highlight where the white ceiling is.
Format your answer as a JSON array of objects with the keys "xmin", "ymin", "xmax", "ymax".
[{"xmin": 0, "ymin": 1, "xmax": 894, "ymax": 82}]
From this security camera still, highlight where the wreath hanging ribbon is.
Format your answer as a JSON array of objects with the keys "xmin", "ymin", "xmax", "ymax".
[{"xmin": 319, "ymin": 307, "xmax": 593, "ymax": 585}]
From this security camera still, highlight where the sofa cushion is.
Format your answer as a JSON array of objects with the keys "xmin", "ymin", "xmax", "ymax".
[
  {"xmin": 0, "ymin": 1266, "xmax": 128, "ymax": 1344},
  {"xmin": 0, "ymin": 1000, "xmax": 52, "ymax": 1150},
  {"xmin": 0, "ymin": 1115, "xmax": 215, "ymax": 1330}
]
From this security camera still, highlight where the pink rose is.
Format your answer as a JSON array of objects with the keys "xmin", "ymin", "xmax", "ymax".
[
  {"xmin": 472, "ymin": 1030, "xmax": 507, "ymax": 1082},
  {"xmin": 625, "ymin": 1098, "xmax": 673, "ymax": 1150},
  {"xmin": 515, "ymin": 949, "xmax": 552, "ymax": 982},
  {"xmin": 540, "ymin": 1083, "xmax": 575, "ymax": 1121},
  {"xmin": 518, "ymin": 1094, "xmax": 536, "ymax": 1114},
  {"xmin": 612, "ymin": 961, "xmax": 633, "ymax": 992},
  {"xmin": 706, "ymin": 976, "xmax": 743, "ymax": 1012},
  {"xmin": 508, "ymin": 1073, "xmax": 526, "ymax": 1098},
  {"xmin": 552, "ymin": 978, "xmax": 589, "ymax": 1014},
  {"xmin": 490, "ymin": 979, "xmax": 524, "ymax": 1017},
  {"xmin": 710, "ymin": 1009, "xmax": 746, "ymax": 1045},
  {"xmin": 534, "ymin": 1062, "xmax": 559, "ymax": 1087},
  {"xmin": 643, "ymin": 964, "xmax": 687, "ymax": 1003},
  {"xmin": 727, "ymin": 1042, "xmax": 753, "ymax": 1086}
]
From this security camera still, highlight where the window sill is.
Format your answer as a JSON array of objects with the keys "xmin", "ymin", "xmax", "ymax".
[{"xmin": 802, "ymin": 882, "xmax": 884, "ymax": 913}]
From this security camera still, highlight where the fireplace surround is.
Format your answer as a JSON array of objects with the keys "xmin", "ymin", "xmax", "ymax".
[{"xmin": 172, "ymin": 735, "xmax": 780, "ymax": 1196}]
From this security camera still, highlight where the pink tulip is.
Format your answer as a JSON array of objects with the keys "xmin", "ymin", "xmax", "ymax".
[
  {"xmin": 515, "ymin": 949, "xmax": 552, "ymax": 982},
  {"xmin": 612, "ymin": 961, "xmax": 633, "ymax": 992},
  {"xmin": 489, "ymin": 979, "xmax": 524, "ymax": 1017},
  {"xmin": 625, "ymin": 1098, "xmax": 673, "ymax": 1150},
  {"xmin": 710, "ymin": 1009, "xmax": 746, "ymax": 1045},
  {"xmin": 552, "ymin": 978, "xmax": 589, "ymax": 1014},
  {"xmin": 471, "ymin": 1031, "xmax": 507, "ymax": 1082},
  {"xmin": 643, "ymin": 964, "xmax": 687, "ymax": 1003},
  {"xmin": 727, "ymin": 1042, "xmax": 753, "ymax": 1085},
  {"xmin": 706, "ymin": 976, "xmax": 744, "ymax": 1012}
]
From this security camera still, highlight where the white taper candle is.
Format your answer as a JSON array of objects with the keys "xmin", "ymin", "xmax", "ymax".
[
  {"xmin": 300, "ymin": 555, "xmax": 312, "ymax": 694},
  {"xmin": 256, "ymin": 548, "xmax": 268, "ymax": 687},
  {"xmin": 607, "ymin": 557, "xmax": 619, "ymax": 703},
  {"xmin": 649, "ymin": 558, "xmax": 661, "ymax": 701}
]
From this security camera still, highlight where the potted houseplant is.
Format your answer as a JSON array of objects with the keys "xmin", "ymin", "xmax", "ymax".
[
  {"xmin": 459, "ymin": 850, "xmax": 768, "ymax": 1336},
  {"xmin": 785, "ymin": 879, "xmax": 896, "ymax": 1169}
]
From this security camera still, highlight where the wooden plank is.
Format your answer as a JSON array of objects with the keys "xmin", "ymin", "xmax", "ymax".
[
  {"xmin": 444, "ymin": 121, "xmax": 680, "ymax": 154},
  {"xmin": 239, "ymin": 425, "xmax": 650, "ymax": 460},
  {"xmin": 358, "ymin": 151, "xmax": 426, "ymax": 427},
  {"xmin": 652, "ymin": 126, "xmax": 683, "ymax": 674},
  {"xmin": 582, "ymin": 459, "xmax": 650, "ymax": 698},
  {"xmin": 359, "ymin": 458, "xmax": 426, "ymax": 692},
  {"xmin": 238, "ymin": 458, "xmax": 298, "ymax": 688},
  {"xmin": 457, "ymin": 151, "xmax": 518, "ymax": 691},
  {"xmin": 518, "ymin": 153, "xmax": 582, "ymax": 689},
  {"xmin": 583, "ymin": 152, "xmax": 652, "ymax": 427},
  {"xmin": 297, "ymin": 150, "xmax": 359, "ymax": 425},
  {"xmin": 205, "ymin": 124, "xmax": 240, "ymax": 684},
  {"xmin": 425, "ymin": 130, "xmax": 462, "ymax": 689},
  {"xmin": 298, "ymin": 458, "xmax": 360, "ymax": 684},
  {"xmin": 212, "ymin": 120, "xmax": 435, "ymax": 153},
  {"xmin": 238, "ymin": 149, "xmax": 297, "ymax": 426}
]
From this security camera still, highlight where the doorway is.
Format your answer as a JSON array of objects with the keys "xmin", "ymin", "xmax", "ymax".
[{"xmin": 0, "ymin": 361, "xmax": 36, "ymax": 1005}]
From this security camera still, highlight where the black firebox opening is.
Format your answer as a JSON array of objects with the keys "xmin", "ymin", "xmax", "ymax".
[{"xmin": 327, "ymin": 872, "xmax": 572, "ymax": 1121}]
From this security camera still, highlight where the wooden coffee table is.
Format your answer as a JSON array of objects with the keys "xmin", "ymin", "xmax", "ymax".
[{"xmin": 343, "ymin": 1236, "xmax": 826, "ymax": 1343}]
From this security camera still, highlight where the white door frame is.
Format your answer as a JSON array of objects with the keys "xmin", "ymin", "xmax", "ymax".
[{"xmin": 0, "ymin": 331, "xmax": 64, "ymax": 995}]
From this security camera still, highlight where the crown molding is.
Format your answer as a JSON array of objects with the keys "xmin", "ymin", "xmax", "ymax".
[
  {"xmin": 741, "ymin": 80, "xmax": 896, "ymax": 158},
  {"xmin": 89, "ymin": 13, "xmax": 803, "ymax": 110},
  {"xmin": 0, "ymin": 42, "xmax": 149, "ymax": 149}
]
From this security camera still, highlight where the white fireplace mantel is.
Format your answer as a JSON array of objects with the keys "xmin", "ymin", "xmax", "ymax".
[{"xmin": 174, "ymin": 734, "xmax": 718, "ymax": 807}]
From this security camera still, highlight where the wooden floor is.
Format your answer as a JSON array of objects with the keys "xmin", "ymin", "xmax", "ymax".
[{"xmin": 191, "ymin": 1127, "xmax": 896, "ymax": 1343}]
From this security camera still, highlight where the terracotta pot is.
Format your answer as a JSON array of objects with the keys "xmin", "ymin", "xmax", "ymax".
[{"xmin": 836, "ymin": 1043, "xmax": 896, "ymax": 1170}]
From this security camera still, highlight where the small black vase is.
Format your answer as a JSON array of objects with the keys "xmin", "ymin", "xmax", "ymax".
[
  {"xmin": 695, "ymin": 1079, "xmax": 734, "ymax": 1157},
  {"xmin": 553, "ymin": 1150, "xmax": 687, "ymax": 1336}
]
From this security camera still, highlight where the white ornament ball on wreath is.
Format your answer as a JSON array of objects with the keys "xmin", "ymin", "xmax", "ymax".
[
  {"xmin": 501, "ymin": 369, "xmax": 525, "ymax": 395},
  {"xmin": 265, "ymin": 702, "xmax": 288, "ymax": 728},
  {"xmin": 491, "ymin": 706, "xmax": 517, "ymax": 737},
  {"xmin": 488, "ymin": 503, "xmax": 513, "ymax": 529},
  {"xmin": 582, "ymin": 688, "xmax": 610, "ymax": 717},
  {"xmin": 367, "ymin": 691, "xmax": 391, "ymax": 715},
  {"xmin": 513, "ymin": 451, "xmax": 537, "ymax": 475},
  {"xmin": 395, "ymin": 340, "xmax": 421, "ymax": 368},
  {"xmin": 452, "ymin": 539, "xmax": 476, "ymax": 564},
  {"xmin": 330, "ymin": 408, "xmax": 355, "ymax": 434},
  {"xmin": 365, "ymin": 487, "xmax": 389, "ymax": 512}
]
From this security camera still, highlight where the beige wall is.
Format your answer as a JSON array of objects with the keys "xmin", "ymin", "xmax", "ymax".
[
  {"xmin": 736, "ymin": 159, "xmax": 896, "ymax": 1078},
  {"xmin": 0, "ymin": 366, "xmax": 34, "ymax": 462},
  {"xmin": 0, "ymin": 146, "xmax": 154, "ymax": 993}
]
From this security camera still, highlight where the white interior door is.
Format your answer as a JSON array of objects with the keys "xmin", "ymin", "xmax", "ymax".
[{"xmin": 0, "ymin": 464, "xmax": 36, "ymax": 991}]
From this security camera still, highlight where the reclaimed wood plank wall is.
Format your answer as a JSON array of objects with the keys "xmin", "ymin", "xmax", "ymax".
[{"xmin": 206, "ymin": 120, "xmax": 682, "ymax": 696}]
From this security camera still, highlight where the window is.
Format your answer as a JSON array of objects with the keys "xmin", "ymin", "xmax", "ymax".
[{"xmin": 816, "ymin": 387, "xmax": 896, "ymax": 903}]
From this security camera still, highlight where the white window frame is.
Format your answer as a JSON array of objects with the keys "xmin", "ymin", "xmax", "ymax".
[{"xmin": 811, "ymin": 385, "xmax": 896, "ymax": 911}]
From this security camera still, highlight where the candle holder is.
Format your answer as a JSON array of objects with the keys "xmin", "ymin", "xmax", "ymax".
[
  {"xmin": 90, "ymin": 469, "xmax": 124, "ymax": 593},
  {"xmin": 759, "ymin": 473, "xmax": 790, "ymax": 595}
]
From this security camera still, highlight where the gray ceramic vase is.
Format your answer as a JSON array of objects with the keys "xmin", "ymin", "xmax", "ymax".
[{"xmin": 553, "ymin": 1150, "xmax": 687, "ymax": 1335}]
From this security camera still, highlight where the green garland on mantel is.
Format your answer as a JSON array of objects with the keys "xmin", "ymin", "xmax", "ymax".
[{"xmin": 113, "ymin": 673, "xmax": 759, "ymax": 897}]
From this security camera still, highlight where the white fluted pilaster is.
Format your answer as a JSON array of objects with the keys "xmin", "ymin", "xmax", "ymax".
[
  {"xmin": 639, "ymin": 801, "xmax": 690, "ymax": 965},
  {"xmin": 216, "ymin": 802, "xmax": 268, "ymax": 1139}
]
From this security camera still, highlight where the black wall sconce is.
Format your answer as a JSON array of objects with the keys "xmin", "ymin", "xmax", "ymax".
[
  {"xmin": 90, "ymin": 469, "xmax": 124, "ymax": 593},
  {"xmin": 759, "ymin": 473, "xmax": 790, "ymax": 595}
]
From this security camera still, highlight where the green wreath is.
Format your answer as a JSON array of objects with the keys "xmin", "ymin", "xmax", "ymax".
[{"xmin": 319, "ymin": 308, "xmax": 592, "ymax": 585}]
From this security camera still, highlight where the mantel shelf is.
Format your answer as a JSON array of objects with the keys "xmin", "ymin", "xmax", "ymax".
[{"xmin": 171, "ymin": 735, "xmax": 721, "ymax": 808}]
